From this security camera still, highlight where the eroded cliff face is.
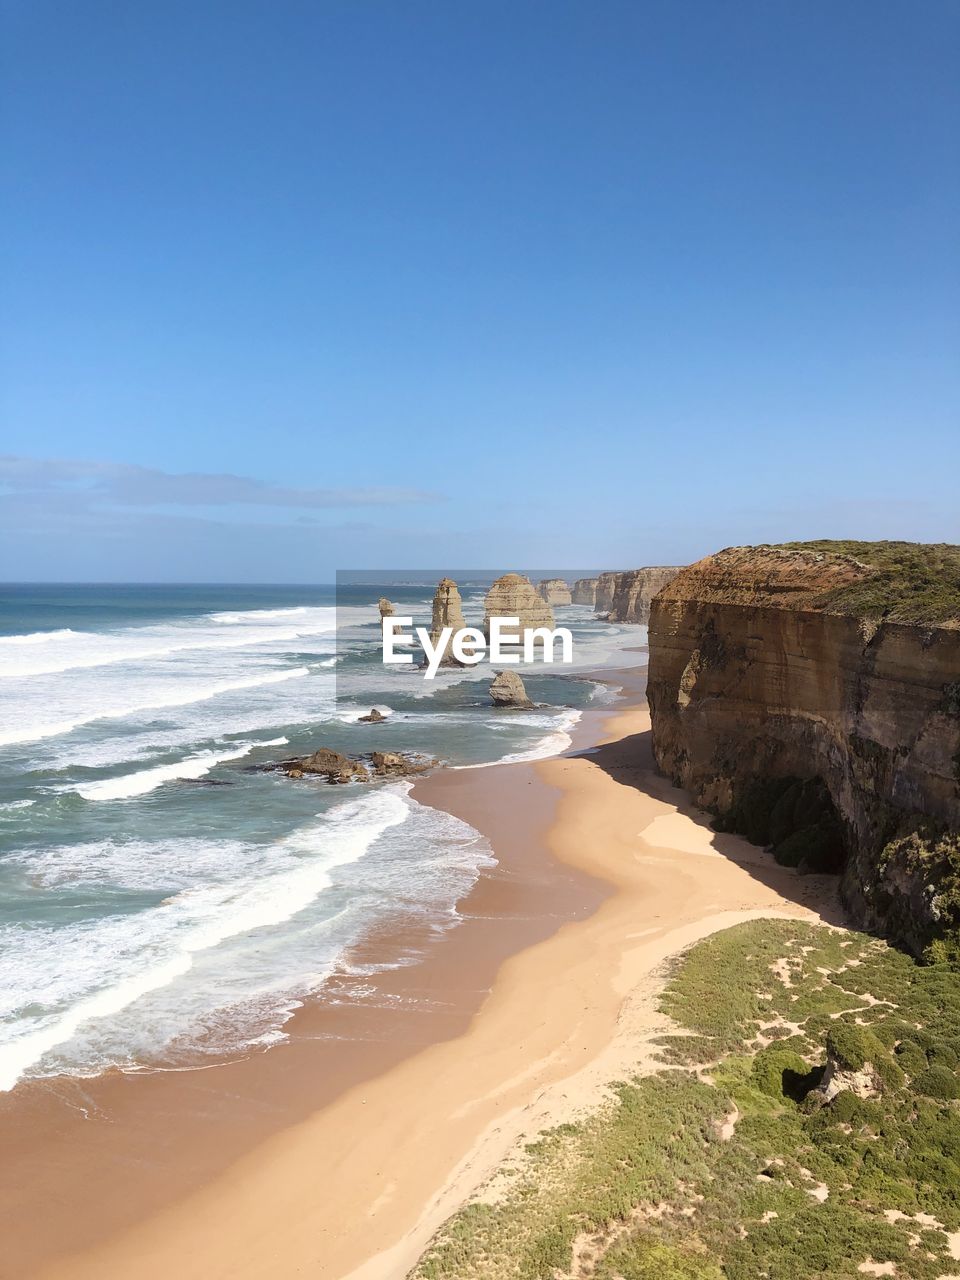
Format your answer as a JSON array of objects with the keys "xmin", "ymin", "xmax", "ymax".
[
  {"xmin": 572, "ymin": 578, "xmax": 598, "ymax": 606},
  {"xmin": 607, "ymin": 566, "xmax": 682, "ymax": 624},
  {"xmin": 647, "ymin": 545, "xmax": 960, "ymax": 958},
  {"xmin": 594, "ymin": 572, "xmax": 620, "ymax": 615}
]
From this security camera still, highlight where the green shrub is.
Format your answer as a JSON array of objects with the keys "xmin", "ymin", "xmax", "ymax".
[
  {"xmin": 752, "ymin": 1047, "xmax": 812, "ymax": 1100},
  {"xmin": 929, "ymin": 1043, "xmax": 959, "ymax": 1070},
  {"xmin": 827, "ymin": 1023, "xmax": 872, "ymax": 1071},
  {"xmin": 914, "ymin": 1065, "xmax": 960, "ymax": 1100},
  {"xmin": 894, "ymin": 1038, "xmax": 929, "ymax": 1079}
]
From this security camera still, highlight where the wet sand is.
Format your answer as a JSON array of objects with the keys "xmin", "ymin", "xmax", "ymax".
[{"xmin": 5, "ymin": 669, "xmax": 840, "ymax": 1279}]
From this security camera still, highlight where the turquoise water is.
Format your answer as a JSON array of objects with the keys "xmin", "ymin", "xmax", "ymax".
[{"xmin": 0, "ymin": 583, "xmax": 643, "ymax": 1089}]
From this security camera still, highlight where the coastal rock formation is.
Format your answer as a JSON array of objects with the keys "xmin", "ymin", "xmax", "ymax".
[
  {"xmin": 607, "ymin": 566, "xmax": 682, "ymax": 624},
  {"xmin": 358, "ymin": 708, "xmax": 386, "ymax": 723},
  {"xmin": 370, "ymin": 750, "xmax": 434, "ymax": 777},
  {"xmin": 572, "ymin": 577, "xmax": 598, "ymax": 606},
  {"xmin": 537, "ymin": 578, "xmax": 572, "ymax": 606},
  {"xmin": 490, "ymin": 669, "xmax": 533, "ymax": 708},
  {"xmin": 279, "ymin": 748, "xmax": 367, "ymax": 784},
  {"xmin": 647, "ymin": 542, "xmax": 960, "ymax": 958},
  {"xmin": 594, "ymin": 571, "xmax": 620, "ymax": 615},
  {"xmin": 483, "ymin": 573, "xmax": 554, "ymax": 637},
  {"xmin": 276, "ymin": 746, "xmax": 433, "ymax": 782},
  {"xmin": 426, "ymin": 577, "xmax": 469, "ymax": 667},
  {"xmin": 378, "ymin": 597, "xmax": 395, "ymax": 620},
  {"xmin": 814, "ymin": 1028, "xmax": 884, "ymax": 1104}
]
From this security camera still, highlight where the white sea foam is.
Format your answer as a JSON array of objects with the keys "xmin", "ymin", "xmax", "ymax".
[
  {"xmin": 0, "ymin": 608, "xmax": 337, "ymax": 679},
  {"xmin": 453, "ymin": 707, "xmax": 583, "ymax": 768},
  {"xmin": 74, "ymin": 738, "xmax": 289, "ymax": 801},
  {"xmin": 0, "ymin": 789, "xmax": 412, "ymax": 1091},
  {"xmin": 0, "ymin": 666, "xmax": 311, "ymax": 747},
  {"xmin": 0, "ymin": 627, "xmax": 80, "ymax": 645},
  {"xmin": 208, "ymin": 606, "xmax": 316, "ymax": 623}
]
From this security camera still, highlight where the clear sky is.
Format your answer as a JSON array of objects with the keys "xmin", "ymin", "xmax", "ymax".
[{"xmin": 2, "ymin": 0, "xmax": 958, "ymax": 581}]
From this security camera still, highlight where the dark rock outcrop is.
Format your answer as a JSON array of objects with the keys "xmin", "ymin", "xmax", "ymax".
[
  {"xmin": 276, "ymin": 746, "xmax": 434, "ymax": 782},
  {"xmin": 358, "ymin": 708, "xmax": 386, "ymax": 723},
  {"xmin": 370, "ymin": 751, "xmax": 434, "ymax": 777},
  {"xmin": 490, "ymin": 669, "xmax": 533, "ymax": 708},
  {"xmin": 647, "ymin": 542, "xmax": 960, "ymax": 959},
  {"xmin": 280, "ymin": 748, "xmax": 368, "ymax": 784}
]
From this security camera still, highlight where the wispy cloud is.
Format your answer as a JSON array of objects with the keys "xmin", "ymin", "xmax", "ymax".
[{"xmin": 0, "ymin": 455, "xmax": 444, "ymax": 509}]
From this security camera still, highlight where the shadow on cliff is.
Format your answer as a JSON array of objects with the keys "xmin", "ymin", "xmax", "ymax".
[{"xmin": 571, "ymin": 727, "xmax": 849, "ymax": 928}]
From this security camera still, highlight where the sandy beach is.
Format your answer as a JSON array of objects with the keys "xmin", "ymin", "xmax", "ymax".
[{"xmin": 9, "ymin": 670, "xmax": 840, "ymax": 1280}]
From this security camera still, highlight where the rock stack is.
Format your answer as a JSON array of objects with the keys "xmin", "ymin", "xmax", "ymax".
[
  {"xmin": 483, "ymin": 573, "xmax": 554, "ymax": 637},
  {"xmin": 378, "ymin": 597, "xmax": 395, "ymax": 621},
  {"xmin": 490, "ymin": 670, "xmax": 533, "ymax": 708},
  {"xmin": 426, "ymin": 577, "xmax": 470, "ymax": 667},
  {"xmin": 537, "ymin": 578, "xmax": 572, "ymax": 606}
]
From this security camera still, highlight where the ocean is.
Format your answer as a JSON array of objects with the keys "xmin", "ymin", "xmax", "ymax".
[{"xmin": 0, "ymin": 582, "xmax": 643, "ymax": 1092}]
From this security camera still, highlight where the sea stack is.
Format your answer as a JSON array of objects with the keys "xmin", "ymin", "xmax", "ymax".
[
  {"xmin": 427, "ymin": 577, "xmax": 469, "ymax": 667},
  {"xmin": 489, "ymin": 669, "xmax": 533, "ymax": 708},
  {"xmin": 378, "ymin": 597, "xmax": 395, "ymax": 621},
  {"xmin": 572, "ymin": 577, "xmax": 598, "ymax": 606},
  {"xmin": 483, "ymin": 573, "xmax": 554, "ymax": 637},
  {"xmin": 537, "ymin": 578, "xmax": 572, "ymax": 606}
]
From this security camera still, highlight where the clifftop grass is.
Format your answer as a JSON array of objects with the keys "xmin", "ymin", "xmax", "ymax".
[
  {"xmin": 774, "ymin": 540, "xmax": 960, "ymax": 624},
  {"xmin": 412, "ymin": 920, "xmax": 960, "ymax": 1280}
]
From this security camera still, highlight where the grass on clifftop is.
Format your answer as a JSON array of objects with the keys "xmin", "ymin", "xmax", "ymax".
[
  {"xmin": 411, "ymin": 919, "xmax": 960, "ymax": 1280},
  {"xmin": 773, "ymin": 540, "xmax": 960, "ymax": 624}
]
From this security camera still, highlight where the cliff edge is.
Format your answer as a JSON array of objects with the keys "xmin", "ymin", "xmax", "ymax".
[{"xmin": 647, "ymin": 541, "xmax": 960, "ymax": 958}]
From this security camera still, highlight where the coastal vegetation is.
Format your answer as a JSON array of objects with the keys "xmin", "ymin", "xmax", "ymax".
[
  {"xmin": 412, "ymin": 919, "xmax": 960, "ymax": 1279},
  {"xmin": 775, "ymin": 540, "xmax": 960, "ymax": 623}
]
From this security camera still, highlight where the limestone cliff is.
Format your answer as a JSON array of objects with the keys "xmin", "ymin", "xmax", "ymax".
[
  {"xmin": 537, "ymin": 578, "xmax": 572, "ymax": 606},
  {"xmin": 607, "ymin": 566, "xmax": 682, "ymax": 624},
  {"xmin": 572, "ymin": 578, "xmax": 598, "ymax": 606},
  {"xmin": 483, "ymin": 573, "xmax": 554, "ymax": 636},
  {"xmin": 647, "ymin": 542, "xmax": 960, "ymax": 958},
  {"xmin": 594, "ymin": 571, "xmax": 620, "ymax": 615},
  {"xmin": 427, "ymin": 577, "xmax": 468, "ymax": 667}
]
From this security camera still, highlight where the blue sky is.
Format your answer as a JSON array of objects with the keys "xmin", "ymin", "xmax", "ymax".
[{"xmin": 2, "ymin": 0, "xmax": 957, "ymax": 581}]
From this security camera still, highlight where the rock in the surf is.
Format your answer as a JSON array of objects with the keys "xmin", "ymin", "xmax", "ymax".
[
  {"xmin": 279, "ymin": 748, "xmax": 368, "ymax": 784},
  {"xmin": 490, "ymin": 669, "xmax": 534, "ymax": 708}
]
